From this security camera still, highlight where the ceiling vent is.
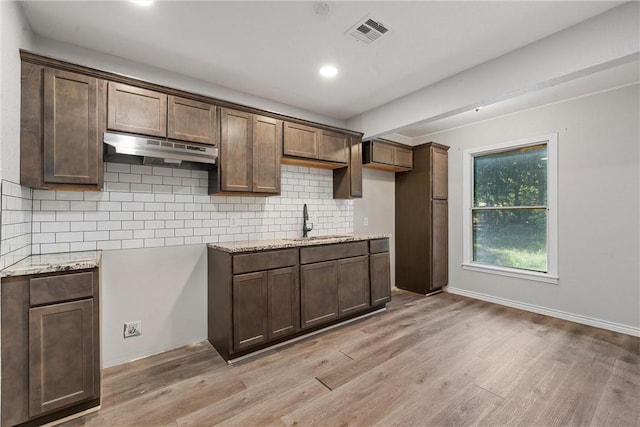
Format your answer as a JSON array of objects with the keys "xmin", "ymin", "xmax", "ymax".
[{"xmin": 346, "ymin": 16, "xmax": 391, "ymax": 45}]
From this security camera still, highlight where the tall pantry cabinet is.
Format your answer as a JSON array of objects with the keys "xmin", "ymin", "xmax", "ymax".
[{"xmin": 395, "ymin": 142, "xmax": 449, "ymax": 295}]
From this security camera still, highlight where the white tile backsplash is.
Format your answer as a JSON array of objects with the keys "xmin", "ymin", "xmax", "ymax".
[
  {"xmin": 29, "ymin": 164, "xmax": 353, "ymax": 254},
  {"xmin": 1, "ymin": 180, "xmax": 32, "ymax": 270}
]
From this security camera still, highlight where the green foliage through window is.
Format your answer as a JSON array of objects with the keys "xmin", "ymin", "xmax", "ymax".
[{"xmin": 472, "ymin": 144, "xmax": 548, "ymax": 272}]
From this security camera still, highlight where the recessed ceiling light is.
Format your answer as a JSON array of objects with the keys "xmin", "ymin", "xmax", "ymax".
[
  {"xmin": 131, "ymin": 0, "xmax": 154, "ymax": 6},
  {"xmin": 319, "ymin": 65, "xmax": 338, "ymax": 78}
]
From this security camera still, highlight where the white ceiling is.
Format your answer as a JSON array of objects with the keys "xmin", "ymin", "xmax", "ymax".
[{"xmin": 20, "ymin": 0, "xmax": 624, "ymax": 127}]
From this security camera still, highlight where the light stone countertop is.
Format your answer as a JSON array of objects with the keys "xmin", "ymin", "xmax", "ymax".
[
  {"xmin": 1, "ymin": 251, "xmax": 102, "ymax": 278},
  {"xmin": 207, "ymin": 233, "xmax": 390, "ymax": 253}
]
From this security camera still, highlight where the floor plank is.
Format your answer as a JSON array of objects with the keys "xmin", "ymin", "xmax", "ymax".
[{"xmin": 59, "ymin": 289, "xmax": 640, "ymax": 427}]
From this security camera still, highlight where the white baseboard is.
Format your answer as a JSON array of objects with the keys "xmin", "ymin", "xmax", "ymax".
[{"xmin": 445, "ymin": 286, "xmax": 640, "ymax": 337}]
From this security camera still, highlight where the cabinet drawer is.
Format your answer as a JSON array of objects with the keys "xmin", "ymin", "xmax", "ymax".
[
  {"xmin": 300, "ymin": 241, "xmax": 368, "ymax": 264},
  {"xmin": 233, "ymin": 249, "xmax": 298, "ymax": 274},
  {"xmin": 369, "ymin": 238, "xmax": 389, "ymax": 254},
  {"xmin": 29, "ymin": 272, "xmax": 94, "ymax": 306}
]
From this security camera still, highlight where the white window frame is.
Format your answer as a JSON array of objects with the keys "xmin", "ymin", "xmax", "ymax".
[{"xmin": 462, "ymin": 134, "xmax": 559, "ymax": 284}]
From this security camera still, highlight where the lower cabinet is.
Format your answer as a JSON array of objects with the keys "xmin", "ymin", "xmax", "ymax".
[
  {"xmin": 1, "ymin": 268, "xmax": 101, "ymax": 427},
  {"xmin": 232, "ymin": 266, "xmax": 299, "ymax": 350},
  {"xmin": 208, "ymin": 238, "xmax": 390, "ymax": 361},
  {"xmin": 369, "ymin": 238, "xmax": 392, "ymax": 305}
]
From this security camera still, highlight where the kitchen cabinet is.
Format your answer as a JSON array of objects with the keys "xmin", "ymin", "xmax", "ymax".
[
  {"xmin": 107, "ymin": 82, "xmax": 217, "ymax": 145},
  {"xmin": 395, "ymin": 142, "xmax": 449, "ymax": 294},
  {"xmin": 21, "ymin": 62, "xmax": 105, "ymax": 190},
  {"xmin": 337, "ymin": 256, "xmax": 370, "ymax": 316},
  {"xmin": 369, "ymin": 239, "xmax": 391, "ymax": 305},
  {"xmin": 363, "ymin": 139, "xmax": 413, "ymax": 172},
  {"xmin": 299, "ymin": 241, "xmax": 369, "ymax": 329},
  {"xmin": 333, "ymin": 136, "xmax": 363, "ymax": 199},
  {"xmin": 208, "ymin": 248, "xmax": 299, "ymax": 359},
  {"xmin": 208, "ymin": 236, "xmax": 390, "ymax": 361},
  {"xmin": 1, "ymin": 268, "xmax": 101, "ymax": 427},
  {"xmin": 283, "ymin": 122, "xmax": 349, "ymax": 167},
  {"xmin": 209, "ymin": 108, "xmax": 281, "ymax": 195}
]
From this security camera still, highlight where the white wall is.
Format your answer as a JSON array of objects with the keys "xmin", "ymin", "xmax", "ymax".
[
  {"xmin": 354, "ymin": 169, "xmax": 396, "ymax": 284},
  {"xmin": 0, "ymin": 1, "xmax": 33, "ymax": 183},
  {"xmin": 101, "ymin": 245, "xmax": 208, "ymax": 367},
  {"xmin": 433, "ymin": 84, "xmax": 639, "ymax": 334}
]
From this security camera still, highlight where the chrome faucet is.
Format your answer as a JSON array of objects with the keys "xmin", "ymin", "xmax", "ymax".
[{"xmin": 303, "ymin": 204, "xmax": 313, "ymax": 238}]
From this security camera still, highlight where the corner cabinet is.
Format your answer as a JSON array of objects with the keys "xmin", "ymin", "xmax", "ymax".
[
  {"xmin": 209, "ymin": 108, "xmax": 281, "ymax": 195},
  {"xmin": 21, "ymin": 63, "xmax": 105, "ymax": 190},
  {"xmin": 395, "ymin": 142, "xmax": 449, "ymax": 295},
  {"xmin": 1, "ymin": 268, "xmax": 101, "ymax": 427},
  {"xmin": 208, "ymin": 237, "xmax": 389, "ymax": 361}
]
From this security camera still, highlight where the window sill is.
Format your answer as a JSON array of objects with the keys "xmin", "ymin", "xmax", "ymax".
[{"xmin": 461, "ymin": 263, "xmax": 559, "ymax": 284}]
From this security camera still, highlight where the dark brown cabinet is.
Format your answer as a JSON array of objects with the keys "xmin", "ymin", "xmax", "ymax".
[
  {"xmin": 208, "ymin": 248, "xmax": 299, "ymax": 359},
  {"xmin": 333, "ymin": 136, "xmax": 363, "ymax": 199},
  {"xmin": 395, "ymin": 142, "xmax": 449, "ymax": 294},
  {"xmin": 167, "ymin": 95, "xmax": 216, "ymax": 146},
  {"xmin": 369, "ymin": 238, "xmax": 391, "ymax": 305},
  {"xmin": 283, "ymin": 122, "xmax": 348, "ymax": 167},
  {"xmin": 301, "ymin": 261, "xmax": 339, "ymax": 329},
  {"xmin": 299, "ymin": 241, "xmax": 369, "ymax": 329},
  {"xmin": 21, "ymin": 63, "xmax": 105, "ymax": 190},
  {"xmin": 363, "ymin": 139, "xmax": 413, "ymax": 172},
  {"xmin": 208, "ymin": 237, "xmax": 390, "ymax": 361},
  {"xmin": 107, "ymin": 82, "xmax": 167, "ymax": 137},
  {"xmin": 1, "ymin": 268, "xmax": 101, "ymax": 427},
  {"xmin": 107, "ymin": 82, "xmax": 218, "ymax": 146},
  {"xmin": 210, "ymin": 108, "xmax": 281, "ymax": 195},
  {"xmin": 337, "ymin": 256, "xmax": 370, "ymax": 316}
]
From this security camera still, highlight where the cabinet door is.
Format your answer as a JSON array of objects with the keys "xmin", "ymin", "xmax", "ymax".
[
  {"xmin": 318, "ymin": 130, "xmax": 348, "ymax": 164},
  {"xmin": 167, "ymin": 95, "xmax": 216, "ymax": 145},
  {"xmin": 43, "ymin": 69, "xmax": 100, "ymax": 185},
  {"xmin": 252, "ymin": 115, "xmax": 281, "ymax": 194},
  {"xmin": 338, "ymin": 256, "xmax": 370, "ymax": 316},
  {"xmin": 29, "ymin": 299, "xmax": 95, "ymax": 417},
  {"xmin": 394, "ymin": 146, "xmax": 413, "ymax": 169},
  {"xmin": 283, "ymin": 122, "xmax": 318, "ymax": 159},
  {"xmin": 350, "ymin": 137, "xmax": 363, "ymax": 198},
  {"xmin": 432, "ymin": 200, "xmax": 448, "ymax": 290},
  {"xmin": 300, "ymin": 261, "xmax": 338, "ymax": 329},
  {"xmin": 268, "ymin": 267, "xmax": 299, "ymax": 339},
  {"xmin": 371, "ymin": 141, "xmax": 395, "ymax": 165},
  {"xmin": 232, "ymin": 271, "xmax": 268, "ymax": 350},
  {"xmin": 432, "ymin": 148, "xmax": 448, "ymax": 200},
  {"xmin": 220, "ymin": 108, "xmax": 252, "ymax": 193},
  {"xmin": 370, "ymin": 252, "xmax": 391, "ymax": 305},
  {"xmin": 107, "ymin": 82, "xmax": 167, "ymax": 137}
]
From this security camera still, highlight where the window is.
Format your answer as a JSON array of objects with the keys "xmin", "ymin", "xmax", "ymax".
[{"xmin": 462, "ymin": 134, "xmax": 558, "ymax": 284}]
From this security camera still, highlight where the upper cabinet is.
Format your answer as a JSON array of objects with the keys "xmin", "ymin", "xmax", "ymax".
[
  {"xmin": 363, "ymin": 139, "xmax": 413, "ymax": 172},
  {"xmin": 21, "ymin": 63, "xmax": 105, "ymax": 190},
  {"xmin": 333, "ymin": 136, "xmax": 363, "ymax": 199},
  {"xmin": 107, "ymin": 82, "xmax": 217, "ymax": 146},
  {"xmin": 209, "ymin": 108, "xmax": 281, "ymax": 195},
  {"xmin": 282, "ymin": 122, "xmax": 348, "ymax": 168}
]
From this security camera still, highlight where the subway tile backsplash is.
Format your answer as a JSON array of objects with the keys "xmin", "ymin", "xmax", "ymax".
[
  {"xmin": 0, "ymin": 180, "xmax": 33, "ymax": 270},
  {"xmin": 30, "ymin": 163, "xmax": 354, "ymax": 255}
]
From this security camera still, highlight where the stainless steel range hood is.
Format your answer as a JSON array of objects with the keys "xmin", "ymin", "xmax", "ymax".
[{"xmin": 104, "ymin": 132, "xmax": 217, "ymax": 167}]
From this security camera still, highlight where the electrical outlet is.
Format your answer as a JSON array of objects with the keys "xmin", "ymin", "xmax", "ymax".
[
  {"xmin": 123, "ymin": 320, "xmax": 142, "ymax": 338},
  {"xmin": 333, "ymin": 212, "xmax": 340, "ymax": 224},
  {"xmin": 229, "ymin": 216, "xmax": 237, "ymax": 228},
  {"xmin": 363, "ymin": 217, "xmax": 369, "ymax": 227}
]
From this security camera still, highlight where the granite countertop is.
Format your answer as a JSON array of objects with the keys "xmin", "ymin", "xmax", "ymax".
[
  {"xmin": 0, "ymin": 251, "xmax": 102, "ymax": 278},
  {"xmin": 207, "ymin": 233, "xmax": 390, "ymax": 253}
]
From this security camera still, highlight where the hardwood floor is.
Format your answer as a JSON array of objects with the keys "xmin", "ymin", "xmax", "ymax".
[{"xmin": 62, "ymin": 290, "xmax": 640, "ymax": 426}]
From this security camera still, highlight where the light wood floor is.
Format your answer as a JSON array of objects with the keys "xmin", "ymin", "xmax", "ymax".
[{"xmin": 62, "ymin": 290, "xmax": 639, "ymax": 427}]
